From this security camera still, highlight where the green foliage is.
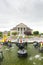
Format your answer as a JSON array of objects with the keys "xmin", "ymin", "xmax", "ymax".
[
  {"xmin": 33, "ymin": 31, "xmax": 39, "ymax": 35},
  {"xmin": 0, "ymin": 32, "xmax": 3, "ymax": 37},
  {"xmin": 7, "ymin": 31, "xmax": 10, "ymax": 36},
  {"xmin": 12, "ymin": 32, "xmax": 17, "ymax": 36},
  {"xmin": 40, "ymin": 33, "xmax": 43, "ymax": 35}
]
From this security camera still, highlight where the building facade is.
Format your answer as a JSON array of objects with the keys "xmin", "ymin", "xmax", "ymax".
[{"xmin": 10, "ymin": 23, "xmax": 32, "ymax": 36}]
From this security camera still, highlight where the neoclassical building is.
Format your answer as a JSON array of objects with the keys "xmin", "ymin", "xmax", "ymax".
[{"xmin": 10, "ymin": 23, "xmax": 32, "ymax": 36}]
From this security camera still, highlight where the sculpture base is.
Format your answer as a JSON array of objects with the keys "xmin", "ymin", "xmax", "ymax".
[{"xmin": 17, "ymin": 49, "xmax": 27, "ymax": 57}]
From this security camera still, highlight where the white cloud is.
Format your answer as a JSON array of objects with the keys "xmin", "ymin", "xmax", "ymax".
[{"xmin": 0, "ymin": 0, "xmax": 43, "ymax": 32}]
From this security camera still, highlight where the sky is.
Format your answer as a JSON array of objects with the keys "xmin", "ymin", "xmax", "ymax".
[{"xmin": 0, "ymin": 0, "xmax": 43, "ymax": 33}]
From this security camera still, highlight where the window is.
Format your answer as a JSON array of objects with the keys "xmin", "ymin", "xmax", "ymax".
[
  {"xmin": 24, "ymin": 28, "xmax": 25, "ymax": 31},
  {"xmin": 21, "ymin": 28, "xmax": 22, "ymax": 34},
  {"xmin": 21, "ymin": 28, "xmax": 22, "ymax": 31},
  {"xmin": 18, "ymin": 28, "xmax": 19, "ymax": 31}
]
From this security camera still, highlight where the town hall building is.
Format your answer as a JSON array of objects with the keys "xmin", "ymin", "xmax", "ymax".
[{"xmin": 10, "ymin": 23, "xmax": 32, "ymax": 36}]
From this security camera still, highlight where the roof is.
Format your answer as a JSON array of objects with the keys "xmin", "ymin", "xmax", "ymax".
[
  {"xmin": 3, "ymin": 31, "xmax": 8, "ymax": 34},
  {"xmin": 11, "ymin": 27, "xmax": 16, "ymax": 30},
  {"xmin": 11, "ymin": 23, "xmax": 32, "ymax": 30},
  {"xmin": 27, "ymin": 27, "xmax": 32, "ymax": 31},
  {"xmin": 16, "ymin": 23, "xmax": 27, "ymax": 28}
]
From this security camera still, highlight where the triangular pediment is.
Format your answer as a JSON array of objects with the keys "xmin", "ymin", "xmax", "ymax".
[{"xmin": 16, "ymin": 23, "xmax": 27, "ymax": 28}]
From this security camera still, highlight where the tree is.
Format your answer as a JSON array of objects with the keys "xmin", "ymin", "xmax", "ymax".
[
  {"xmin": 33, "ymin": 31, "xmax": 39, "ymax": 35},
  {"xmin": 24, "ymin": 31, "xmax": 32, "ymax": 35},
  {"xmin": 40, "ymin": 33, "xmax": 43, "ymax": 35},
  {"xmin": 0, "ymin": 32, "xmax": 3, "ymax": 38},
  {"xmin": 7, "ymin": 31, "xmax": 10, "ymax": 36},
  {"xmin": 12, "ymin": 32, "xmax": 17, "ymax": 36}
]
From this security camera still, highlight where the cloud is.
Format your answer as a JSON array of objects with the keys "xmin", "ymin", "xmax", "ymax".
[
  {"xmin": 32, "ymin": 0, "xmax": 43, "ymax": 20},
  {"xmin": 0, "ymin": 0, "xmax": 43, "ymax": 32}
]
